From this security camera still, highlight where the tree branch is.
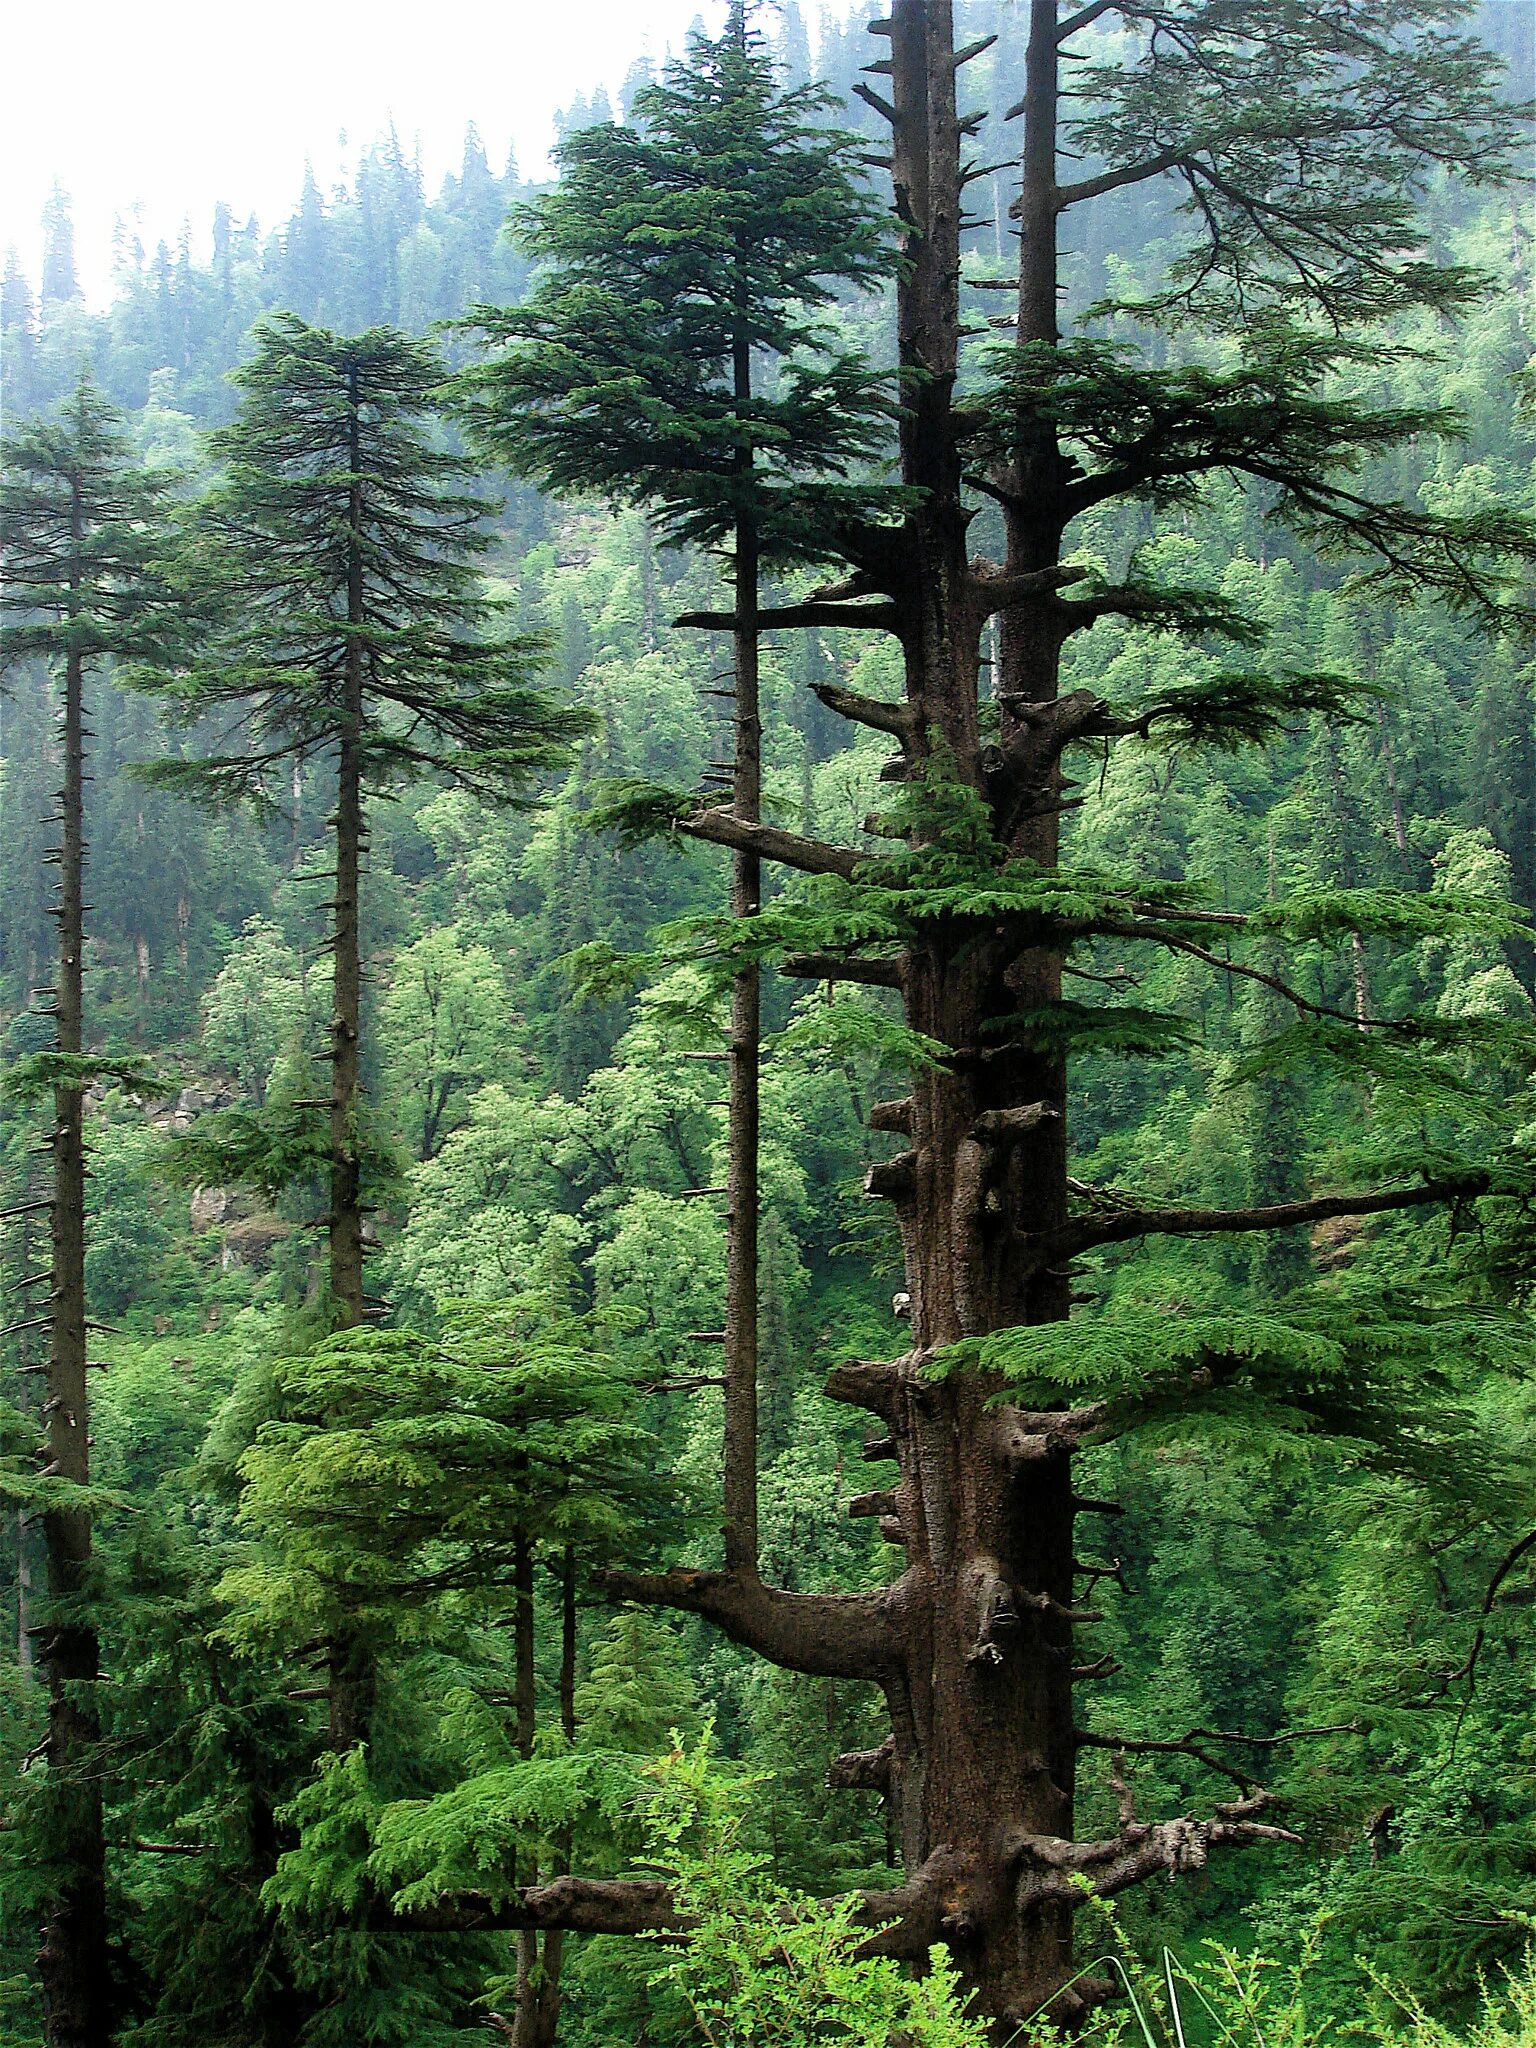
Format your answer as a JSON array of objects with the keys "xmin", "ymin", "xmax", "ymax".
[
  {"xmin": 1056, "ymin": 149, "xmax": 1187, "ymax": 211},
  {"xmin": 604, "ymin": 1566, "xmax": 902, "ymax": 1680},
  {"xmin": 674, "ymin": 806, "xmax": 862, "ymax": 881},
  {"xmin": 810, "ymin": 680, "xmax": 919, "ymax": 737},
  {"xmin": 678, "ymin": 602, "xmax": 899, "ymax": 635},
  {"xmin": 378, "ymin": 1875, "xmax": 684, "ymax": 1937},
  {"xmin": 1035, "ymin": 1177, "xmax": 1488, "ymax": 1263},
  {"xmin": 781, "ymin": 953, "xmax": 906, "ymax": 989},
  {"xmin": 970, "ymin": 563, "xmax": 1089, "ymax": 618},
  {"xmin": 1056, "ymin": 0, "xmax": 1121, "ymax": 37}
]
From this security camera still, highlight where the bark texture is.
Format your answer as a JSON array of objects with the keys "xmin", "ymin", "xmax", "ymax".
[
  {"xmin": 37, "ymin": 635, "xmax": 113, "ymax": 2047},
  {"xmin": 630, "ymin": 5, "xmax": 1291, "ymax": 2028},
  {"xmin": 325, "ymin": 360, "xmax": 373, "ymax": 1756}
]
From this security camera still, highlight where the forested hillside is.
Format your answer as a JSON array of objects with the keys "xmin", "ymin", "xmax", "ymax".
[{"xmin": 2, "ymin": 4, "xmax": 1536, "ymax": 2045}]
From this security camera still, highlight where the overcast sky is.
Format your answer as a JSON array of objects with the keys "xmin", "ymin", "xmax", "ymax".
[{"xmin": 1, "ymin": 0, "xmax": 734, "ymax": 306}]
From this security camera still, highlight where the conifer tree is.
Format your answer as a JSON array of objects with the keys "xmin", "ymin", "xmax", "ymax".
[
  {"xmin": 241, "ymin": 1300, "xmax": 676, "ymax": 2048},
  {"xmin": 0, "ymin": 372, "xmax": 179, "ymax": 2048},
  {"xmin": 456, "ymin": 0, "xmax": 894, "ymax": 1581},
  {"xmin": 39, "ymin": 186, "xmax": 80, "ymax": 310},
  {"xmin": 135, "ymin": 315, "xmax": 584, "ymax": 1744},
  {"xmin": 432, "ymin": 3, "xmax": 1536, "ymax": 2034}
]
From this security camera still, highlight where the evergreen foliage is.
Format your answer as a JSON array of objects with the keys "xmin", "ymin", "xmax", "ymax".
[{"xmin": 0, "ymin": 4, "xmax": 1535, "ymax": 2043}]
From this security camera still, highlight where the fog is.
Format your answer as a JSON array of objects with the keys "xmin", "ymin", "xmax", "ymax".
[{"xmin": 0, "ymin": 0, "xmax": 725, "ymax": 304}]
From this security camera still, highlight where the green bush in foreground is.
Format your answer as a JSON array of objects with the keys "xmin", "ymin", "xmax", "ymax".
[{"xmin": 635, "ymin": 1740, "xmax": 1536, "ymax": 2047}]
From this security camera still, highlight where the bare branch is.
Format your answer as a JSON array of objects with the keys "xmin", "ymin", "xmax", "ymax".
[
  {"xmin": 971, "ymin": 563, "xmax": 1090, "ymax": 618},
  {"xmin": 811, "ymin": 679, "xmax": 919, "ymax": 736},
  {"xmin": 1057, "ymin": 0, "xmax": 1122, "ymax": 36},
  {"xmin": 378, "ymin": 1876, "xmax": 684, "ymax": 1937},
  {"xmin": 1035, "ymin": 1176, "xmax": 1488, "ymax": 1263},
  {"xmin": 674, "ymin": 806, "xmax": 862, "ymax": 881},
  {"xmin": 678, "ymin": 601, "xmax": 899, "ymax": 635},
  {"xmin": 604, "ymin": 1566, "xmax": 903, "ymax": 1680},
  {"xmin": 1056, "ymin": 148, "xmax": 1187, "ymax": 211},
  {"xmin": 1447, "ymin": 1527, "xmax": 1536, "ymax": 1692},
  {"xmin": 781, "ymin": 952, "xmax": 906, "ymax": 989}
]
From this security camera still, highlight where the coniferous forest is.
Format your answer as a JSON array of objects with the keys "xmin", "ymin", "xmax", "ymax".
[{"xmin": 3, "ymin": 3, "xmax": 1536, "ymax": 2042}]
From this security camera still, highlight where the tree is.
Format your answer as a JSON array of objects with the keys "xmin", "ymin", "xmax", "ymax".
[
  {"xmin": 1, "ymin": 251, "xmax": 39, "ymax": 417},
  {"xmin": 138, "ymin": 315, "xmax": 581, "ymax": 1343},
  {"xmin": 456, "ymin": 0, "xmax": 894, "ymax": 1584},
  {"xmin": 379, "ymin": 926, "xmax": 509, "ymax": 1160},
  {"xmin": 235, "ymin": 1302, "xmax": 677, "ymax": 2048},
  {"xmin": 39, "ymin": 187, "xmax": 80, "ymax": 309},
  {"xmin": 199, "ymin": 917, "xmax": 308, "ymax": 1106},
  {"xmin": 0, "ymin": 373, "xmax": 179, "ymax": 2048},
  {"xmin": 134, "ymin": 316, "xmax": 585, "ymax": 1782},
  {"xmin": 434, "ymin": 2, "xmax": 1536, "ymax": 2034}
]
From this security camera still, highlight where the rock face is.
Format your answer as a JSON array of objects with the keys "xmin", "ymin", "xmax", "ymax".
[{"xmin": 189, "ymin": 1186, "xmax": 232, "ymax": 1233}]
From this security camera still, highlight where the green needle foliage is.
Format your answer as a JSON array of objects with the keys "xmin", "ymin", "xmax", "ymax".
[
  {"xmin": 453, "ymin": 3, "xmax": 898, "ymax": 559},
  {"xmin": 1071, "ymin": 1, "xmax": 1528, "ymax": 325},
  {"xmin": 221, "ymin": 1306, "xmax": 679, "ymax": 1663},
  {"xmin": 0, "ymin": 370, "xmax": 183, "ymax": 683},
  {"xmin": 135, "ymin": 314, "xmax": 585, "ymax": 808}
]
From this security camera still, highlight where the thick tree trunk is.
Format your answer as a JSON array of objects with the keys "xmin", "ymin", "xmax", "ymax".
[
  {"xmin": 840, "ymin": 3, "xmax": 1083, "ymax": 2024},
  {"xmin": 609, "ymin": 4, "xmax": 1293, "ymax": 2027},
  {"xmin": 37, "ymin": 637, "xmax": 113, "ymax": 2048},
  {"xmin": 326, "ymin": 365, "xmax": 371, "ymax": 1754},
  {"xmin": 329, "ymin": 374, "xmax": 368, "ymax": 1336}
]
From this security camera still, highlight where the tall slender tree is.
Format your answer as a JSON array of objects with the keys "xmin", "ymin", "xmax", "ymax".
[
  {"xmin": 135, "ymin": 315, "xmax": 584, "ymax": 1742},
  {"xmin": 418, "ymin": 3, "xmax": 1536, "ymax": 2034},
  {"xmin": 0, "ymin": 372, "xmax": 179, "ymax": 2048},
  {"xmin": 456, "ymin": 0, "xmax": 895, "ymax": 1580}
]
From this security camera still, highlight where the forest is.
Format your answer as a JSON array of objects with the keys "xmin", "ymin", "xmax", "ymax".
[{"xmin": 2, "ymin": 2, "xmax": 1536, "ymax": 2043}]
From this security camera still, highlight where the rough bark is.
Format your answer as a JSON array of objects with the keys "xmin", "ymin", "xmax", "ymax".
[
  {"xmin": 724, "ymin": 390, "xmax": 763, "ymax": 1575},
  {"xmin": 509, "ymin": 1552, "xmax": 577, "ymax": 2048},
  {"xmin": 37, "ymin": 627, "xmax": 113, "ymax": 2047},
  {"xmin": 325, "ymin": 360, "xmax": 372, "ymax": 1756},
  {"xmin": 329, "ymin": 357, "xmax": 367, "ymax": 1338}
]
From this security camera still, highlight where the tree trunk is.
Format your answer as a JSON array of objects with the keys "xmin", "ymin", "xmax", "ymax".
[
  {"xmin": 723, "ymin": 508, "xmax": 762, "ymax": 1574},
  {"xmin": 326, "ymin": 362, "xmax": 371, "ymax": 1754},
  {"xmin": 613, "ymin": 4, "xmax": 1291, "ymax": 2026},
  {"xmin": 37, "ymin": 630, "xmax": 113, "ymax": 2047},
  {"xmin": 14, "ymin": 1188, "xmax": 43, "ymax": 1676},
  {"xmin": 329, "ymin": 362, "xmax": 367, "ymax": 1337},
  {"xmin": 510, "ymin": 1531, "xmax": 568, "ymax": 2048},
  {"xmin": 839, "ymin": 3, "xmax": 1082, "ymax": 2023}
]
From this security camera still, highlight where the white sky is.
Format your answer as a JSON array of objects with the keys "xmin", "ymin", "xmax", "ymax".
[{"xmin": 0, "ymin": 0, "xmax": 733, "ymax": 306}]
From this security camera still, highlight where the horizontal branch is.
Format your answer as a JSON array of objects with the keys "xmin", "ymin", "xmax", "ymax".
[
  {"xmin": 781, "ymin": 952, "xmax": 906, "ymax": 989},
  {"xmin": 1013, "ymin": 1790, "xmax": 1299, "ymax": 1907},
  {"xmin": 970, "ymin": 563, "xmax": 1089, "ymax": 619},
  {"xmin": 1074, "ymin": 1721, "xmax": 1353, "ymax": 1791},
  {"xmin": 1036, "ymin": 1176, "xmax": 1488, "ymax": 1263},
  {"xmin": 378, "ymin": 1876, "xmax": 683, "ymax": 1937},
  {"xmin": 674, "ymin": 807, "xmax": 862, "ymax": 881},
  {"xmin": 605, "ymin": 1566, "xmax": 902, "ymax": 1680},
  {"xmin": 678, "ymin": 601, "xmax": 899, "ymax": 635},
  {"xmin": 825, "ymin": 1355, "xmax": 910, "ymax": 1423},
  {"xmin": 974, "ymin": 1102, "xmax": 1057, "ymax": 1142},
  {"xmin": 1056, "ymin": 147, "xmax": 1187, "ymax": 211},
  {"xmin": 811, "ymin": 680, "xmax": 919, "ymax": 737}
]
